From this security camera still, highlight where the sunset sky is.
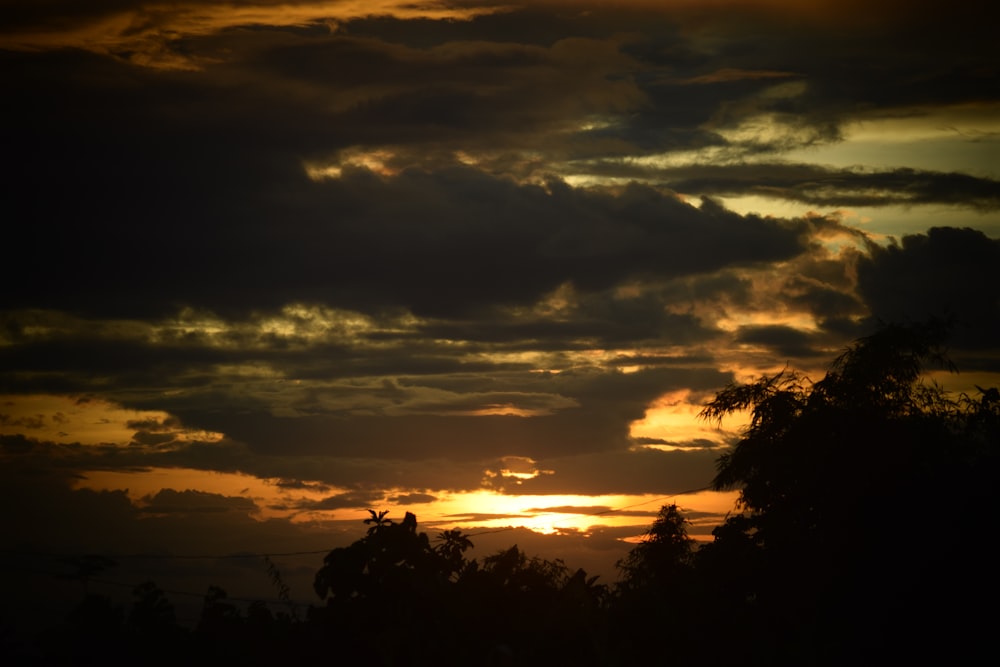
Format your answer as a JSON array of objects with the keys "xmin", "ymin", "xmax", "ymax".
[{"xmin": 2, "ymin": 0, "xmax": 998, "ymax": 615}]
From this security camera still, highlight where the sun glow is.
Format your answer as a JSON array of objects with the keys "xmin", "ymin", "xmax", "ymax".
[
  {"xmin": 630, "ymin": 389, "xmax": 727, "ymax": 446},
  {"xmin": 70, "ymin": 463, "xmax": 738, "ymax": 538},
  {"xmin": 413, "ymin": 489, "xmax": 735, "ymax": 536}
]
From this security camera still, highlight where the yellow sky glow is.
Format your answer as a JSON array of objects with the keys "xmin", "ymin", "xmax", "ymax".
[
  {"xmin": 0, "ymin": 394, "xmax": 223, "ymax": 446},
  {"xmin": 629, "ymin": 389, "xmax": 729, "ymax": 446},
  {"xmin": 73, "ymin": 466, "xmax": 737, "ymax": 537},
  {"xmin": 9, "ymin": 392, "xmax": 737, "ymax": 538}
]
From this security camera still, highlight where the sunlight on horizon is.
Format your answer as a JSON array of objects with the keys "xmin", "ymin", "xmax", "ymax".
[{"xmin": 73, "ymin": 466, "xmax": 738, "ymax": 539}]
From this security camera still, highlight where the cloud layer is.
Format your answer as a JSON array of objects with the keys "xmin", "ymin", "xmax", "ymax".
[{"xmin": 2, "ymin": 0, "xmax": 998, "ymax": 594}]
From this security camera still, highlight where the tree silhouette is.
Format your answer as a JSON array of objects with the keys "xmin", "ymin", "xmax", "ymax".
[
  {"xmin": 310, "ymin": 511, "xmax": 610, "ymax": 665},
  {"xmin": 41, "ymin": 593, "xmax": 126, "ymax": 664},
  {"xmin": 698, "ymin": 320, "xmax": 1000, "ymax": 664},
  {"xmin": 456, "ymin": 544, "xmax": 609, "ymax": 665},
  {"xmin": 313, "ymin": 510, "xmax": 469, "ymax": 604},
  {"xmin": 616, "ymin": 504, "xmax": 695, "ymax": 592},
  {"xmin": 15, "ymin": 322, "xmax": 998, "ymax": 666},
  {"xmin": 310, "ymin": 511, "xmax": 478, "ymax": 663},
  {"xmin": 612, "ymin": 505, "xmax": 701, "ymax": 664},
  {"xmin": 127, "ymin": 580, "xmax": 188, "ymax": 662}
]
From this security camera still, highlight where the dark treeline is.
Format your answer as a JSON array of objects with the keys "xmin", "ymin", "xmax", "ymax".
[{"xmin": 7, "ymin": 322, "xmax": 999, "ymax": 665}]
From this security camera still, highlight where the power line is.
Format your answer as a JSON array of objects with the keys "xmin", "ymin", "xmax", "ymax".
[
  {"xmin": 112, "ymin": 548, "xmax": 332, "ymax": 560},
  {"xmin": 1, "ymin": 485, "xmax": 718, "ymax": 561},
  {"xmin": 0, "ymin": 563, "xmax": 315, "ymax": 613},
  {"xmin": 0, "ymin": 547, "xmax": 331, "ymax": 562},
  {"xmin": 87, "ymin": 576, "xmax": 314, "ymax": 610},
  {"xmin": 3, "ymin": 489, "xmax": 721, "ymax": 618}
]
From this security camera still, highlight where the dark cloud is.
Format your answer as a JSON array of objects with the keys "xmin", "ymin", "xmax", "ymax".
[
  {"xmin": 0, "ymin": 412, "xmax": 46, "ymax": 429},
  {"xmin": 735, "ymin": 324, "xmax": 822, "ymax": 360},
  {"xmin": 856, "ymin": 227, "xmax": 1000, "ymax": 350},
  {"xmin": 389, "ymin": 492, "xmax": 437, "ymax": 505},
  {"xmin": 411, "ymin": 303, "xmax": 718, "ymax": 349},
  {"xmin": 782, "ymin": 271, "xmax": 866, "ymax": 324},
  {"xmin": 140, "ymin": 488, "xmax": 259, "ymax": 515},
  {"xmin": 506, "ymin": 448, "xmax": 721, "ymax": 496},
  {"xmin": 1, "ymin": 0, "xmax": 998, "ymax": 608},
  {"xmin": 19, "ymin": 1, "xmax": 997, "ymax": 320},
  {"xmin": 3, "ymin": 2, "xmax": 992, "ymax": 333},
  {"xmin": 632, "ymin": 437, "xmax": 719, "ymax": 450},
  {"xmin": 441, "ymin": 513, "xmax": 526, "ymax": 523},
  {"xmin": 526, "ymin": 505, "xmax": 612, "ymax": 515},
  {"xmin": 1, "ymin": 153, "xmax": 814, "ymax": 321},
  {"xmin": 126, "ymin": 417, "xmax": 181, "ymax": 430},
  {"xmin": 288, "ymin": 490, "xmax": 385, "ymax": 512},
  {"xmin": 130, "ymin": 430, "xmax": 179, "ymax": 447},
  {"xmin": 587, "ymin": 164, "xmax": 1000, "ymax": 210},
  {"xmin": 274, "ymin": 478, "xmax": 331, "ymax": 491},
  {"xmin": 0, "ymin": 0, "xmax": 144, "ymax": 32}
]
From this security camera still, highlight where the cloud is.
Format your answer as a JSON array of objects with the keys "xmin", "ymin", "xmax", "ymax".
[
  {"xmin": 0, "ymin": 1, "xmax": 498, "ymax": 69},
  {"xmin": 4, "ymin": 1, "xmax": 994, "ymax": 332},
  {"xmin": 286, "ymin": 490, "xmax": 386, "ymax": 511},
  {"xmin": 389, "ymin": 492, "xmax": 438, "ymax": 505},
  {"xmin": 1, "ymin": 0, "xmax": 998, "ymax": 615},
  {"xmin": 274, "ymin": 478, "xmax": 331, "ymax": 491},
  {"xmin": 632, "ymin": 437, "xmax": 719, "ymax": 450},
  {"xmin": 660, "ymin": 165, "xmax": 1000, "ymax": 210},
  {"xmin": 441, "ymin": 512, "xmax": 526, "ymax": 523},
  {"xmin": 2, "ymin": 160, "xmax": 816, "ymax": 321},
  {"xmin": 140, "ymin": 488, "xmax": 259, "ymax": 515},
  {"xmin": 735, "ymin": 324, "xmax": 822, "ymax": 359},
  {"xmin": 0, "ymin": 412, "xmax": 46, "ymax": 429},
  {"xmin": 505, "ymin": 448, "xmax": 722, "ymax": 496},
  {"xmin": 856, "ymin": 227, "xmax": 1000, "ymax": 350}
]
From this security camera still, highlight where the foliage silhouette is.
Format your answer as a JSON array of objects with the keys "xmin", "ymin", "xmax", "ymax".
[
  {"xmin": 41, "ymin": 594, "xmax": 127, "ymax": 664},
  {"xmin": 15, "ymin": 321, "xmax": 999, "ymax": 666},
  {"xmin": 313, "ymin": 510, "xmax": 468, "ymax": 603},
  {"xmin": 310, "ymin": 511, "xmax": 609, "ymax": 665},
  {"xmin": 616, "ymin": 503, "xmax": 695, "ymax": 592},
  {"xmin": 57, "ymin": 554, "xmax": 118, "ymax": 595},
  {"xmin": 697, "ymin": 320, "xmax": 1000, "ymax": 664},
  {"xmin": 611, "ymin": 504, "xmax": 703, "ymax": 665}
]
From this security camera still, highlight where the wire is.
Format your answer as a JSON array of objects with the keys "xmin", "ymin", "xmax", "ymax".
[
  {"xmin": 3, "ymin": 487, "xmax": 720, "ymax": 618},
  {"xmin": 87, "ymin": 576, "xmax": 313, "ymax": 610},
  {"xmin": 0, "ymin": 485, "xmax": 717, "ymax": 560},
  {"xmin": 113, "ymin": 548, "xmax": 333, "ymax": 560},
  {"xmin": 0, "ymin": 547, "xmax": 331, "ymax": 562}
]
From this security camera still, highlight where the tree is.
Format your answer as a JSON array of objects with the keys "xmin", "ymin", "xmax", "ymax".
[
  {"xmin": 611, "ymin": 505, "xmax": 701, "ymax": 663},
  {"xmin": 311, "ymin": 511, "xmax": 477, "ymax": 664},
  {"xmin": 310, "ymin": 511, "xmax": 610, "ymax": 665},
  {"xmin": 698, "ymin": 320, "xmax": 1000, "ymax": 664},
  {"xmin": 313, "ymin": 510, "xmax": 472, "ymax": 604},
  {"xmin": 616, "ymin": 504, "xmax": 694, "ymax": 592},
  {"xmin": 458, "ymin": 545, "xmax": 608, "ymax": 665}
]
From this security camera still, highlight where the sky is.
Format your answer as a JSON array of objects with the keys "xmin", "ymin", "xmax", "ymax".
[{"xmin": 2, "ymin": 0, "xmax": 999, "ymax": 619}]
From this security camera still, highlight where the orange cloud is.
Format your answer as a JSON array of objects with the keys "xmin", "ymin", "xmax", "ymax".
[
  {"xmin": 0, "ymin": 1, "xmax": 500, "ymax": 69},
  {"xmin": 672, "ymin": 68, "xmax": 798, "ymax": 85}
]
